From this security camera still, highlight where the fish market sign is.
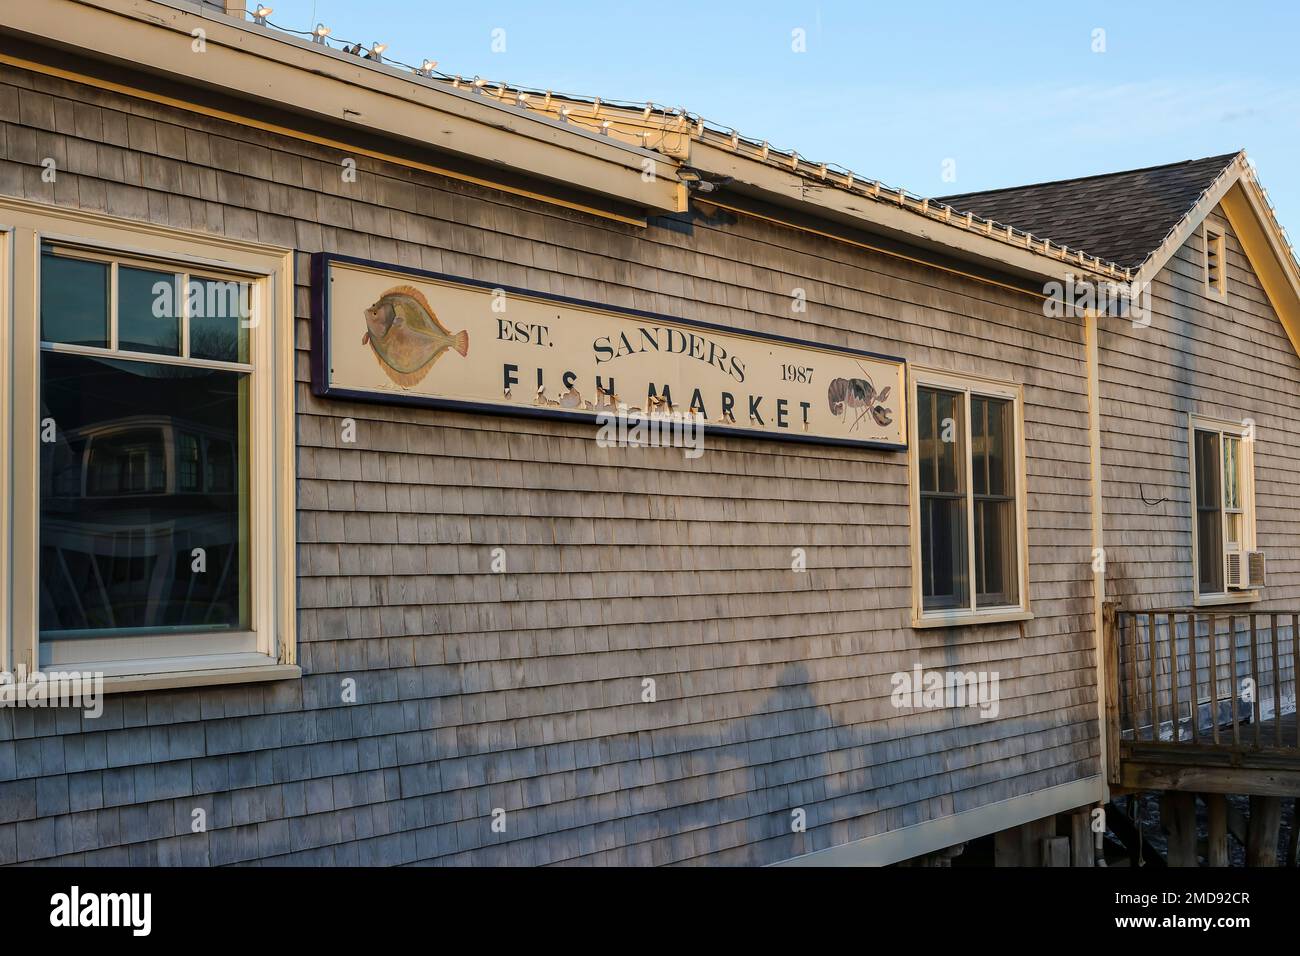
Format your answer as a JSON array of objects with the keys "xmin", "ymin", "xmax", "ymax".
[{"xmin": 311, "ymin": 254, "xmax": 907, "ymax": 450}]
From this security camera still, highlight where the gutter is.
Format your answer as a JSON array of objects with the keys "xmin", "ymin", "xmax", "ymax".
[{"xmin": 690, "ymin": 138, "xmax": 1125, "ymax": 287}]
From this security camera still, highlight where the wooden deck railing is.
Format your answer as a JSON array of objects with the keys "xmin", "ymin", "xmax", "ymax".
[{"xmin": 1104, "ymin": 605, "xmax": 1300, "ymax": 786}]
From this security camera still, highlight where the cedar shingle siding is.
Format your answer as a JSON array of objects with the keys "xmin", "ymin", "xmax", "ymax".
[
  {"xmin": 15, "ymin": 57, "xmax": 1300, "ymax": 866},
  {"xmin": 1100, "ymin": 208, "xmax": 1300, "ymax": 609}
]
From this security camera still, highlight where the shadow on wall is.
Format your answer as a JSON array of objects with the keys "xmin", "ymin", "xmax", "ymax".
[{"xmin": 461, "ymin": 658, "xmax": 1043, "ymax": 866}]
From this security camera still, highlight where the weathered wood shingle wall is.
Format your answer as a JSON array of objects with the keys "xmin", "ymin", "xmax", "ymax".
[
  {"xmin": 1099, "ymin": 207, "xmax": 1300, "ymax": 610},
  {"xmin": 0, "ymin": 64, "xmax": 1098, "ymax": 866},
  {"xmin": 1100, "ymin": 209, "xmax": 1300, "ymax": 726}
]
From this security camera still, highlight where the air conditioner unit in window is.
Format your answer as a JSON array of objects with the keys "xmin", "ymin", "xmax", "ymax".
[{"xmin": 1226, "ymin": 550, "xmax": 1266, "ymax": 590}]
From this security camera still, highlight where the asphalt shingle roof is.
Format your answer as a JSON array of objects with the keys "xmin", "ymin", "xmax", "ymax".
[{"xmin": 937, "ymin": 153, "xmax": 1241, "ymax": 270}]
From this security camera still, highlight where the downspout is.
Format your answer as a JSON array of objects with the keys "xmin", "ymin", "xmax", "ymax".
[{"xmin": 1085, "ymin": 307, "xmax": 1110, "ymax": 816}]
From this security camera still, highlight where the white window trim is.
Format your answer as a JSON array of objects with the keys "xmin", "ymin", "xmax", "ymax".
[
  {"xmin": 0, "ymin": 224, "xmax": 11, "ymax": 681},
  {"xmin": 1189, "ymin": 413, "xmax": 1259, "ymax": 606},
  {"xmin": 0, "ymin": 196, "xmax": 297, "ymax": 691},
  {"xmin": 1203, "ymin": 222, "xmax": 1228, "ymax": 300},
  {"xmin": 908, "ymin": 367, "xmax": 1032, "ymax": 629}
]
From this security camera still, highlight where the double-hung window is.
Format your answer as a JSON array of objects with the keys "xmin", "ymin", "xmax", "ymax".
[
  {"xmin": 1191, "ymin": 415, "xmax": 1257, "ymax": 602},
  {"xmin": 0, "ymin": 198, "xmax": 296, "ymax": 688},
  {"xmin": 911, "ymin": 370, "xmax": 1029, "ymax": 626}
]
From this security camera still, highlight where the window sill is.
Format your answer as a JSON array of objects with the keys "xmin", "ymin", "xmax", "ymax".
[
  {"xmin": 912, "ymin": 608, "xmax": 1033, "ymax": 630},
  {"xmin": 1192, "ymin": 591, "xmax": 1260, "ymax": 608},
  {"xmin": 98, "ymin": 663, "xmax": 301, "ymax": 695}
]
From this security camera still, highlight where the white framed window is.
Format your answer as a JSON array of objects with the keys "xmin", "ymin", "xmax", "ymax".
[
  {"xmin": 1, "ymin": 196, "xmax": 297, "ymax": 690},
  {"xmin": 1203, "ymin": 223, "xmax": 1227, "ymax": 299},
  {"xmin": 909, "ymin": 368, "xmax": 1030, "ymax": 627},
  {"xmin": 1190, "ymin": 414, "xmax": 1258, "ymax": 604}
]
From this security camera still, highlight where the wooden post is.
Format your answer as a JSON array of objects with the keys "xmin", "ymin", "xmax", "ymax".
[
  {"xmin": 1249, "ymin": 614, "xmax": 1260, "ymax": 747},
  {"xmin": 1041, "ymin": 836, "xmax": 1070, "ymax": 867},
  {"xmin": 1148, "ymin": 611, "xmax": 1159, "ymax": 740},
  {"xmin": 994, "ymin": 828, "xmax": 1023, "ymax": 867},
  {"xmin": 1229, "ymin": 615, "xmax": 1240, "ymax": 748},
  {"xmin": 995, "ymin": 817, "xmax": 1056, "ymax": 867},
  {"xmin": 1070, "ymin": 811, "xmax": 1096, "ymax": 867},
  {"xmin": 1287, "ymin": 798, "xmax": 1298, "ymax": 868},
  {"xmin": 1163, "ymin": 793, "xmax": 1199, "ymax": 867},
  {"xmin": 1247, "ymin": 796, "xmax": 1282, "ymax": 867},
  {"xmin": 1271, "ymin": 613, "xmax": 1282, "ymax": 747},
  {"xmin": 1169, "ymin": 612, "xmax": 1178, "ymax": 741},
  {"xmin": 1190, "ymin": 613, "xmax": 1200, "ymax": 745},
  {"xmin": 1210, "ymin": 614, "xmax": 1220, "ymax": 745},
  {"xmin": 1206, "ymin": 794, "xmax": 1230, "ymax": 867},
  {"xmin": 1103, "ymin": 602, "xmax": 1123, "ymax": 783},
  {"xmin": 1127, "ymin": 611, "xmax": 1141, "ymax": 743}
]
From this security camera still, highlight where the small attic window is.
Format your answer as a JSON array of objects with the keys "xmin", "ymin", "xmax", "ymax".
[{"xmin": 1204, "ymin": 224, "xmax": 1227, "ymax": 299}]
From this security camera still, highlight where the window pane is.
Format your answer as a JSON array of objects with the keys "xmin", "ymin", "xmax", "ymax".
[
  {"xmin": 921, "ymin": 495, "xmax": 968, "ymax": 611},
  {"xmin": 919, "ymin": 385, "xmax": 970, "ymax": 613},
  {"xmin": 1223, "ymin": 436, "xmax": 1240, "ymax": 510},
  {"xmin": 984, "ymin": 398, "xmax": 1012, "ymax": 496},
  {"xmin": 1194, "ymin": 429, "xmax": 1224, "ymax": 592},
  {"xmin": 1226, "ymin": 512, "xmax": 1242, "ymax": 548},
  {"xmin": 918, "ymin": 387, "xmax": 964, "ymax": 493},
  {"xmin": 976, "ymin": 498, "xmax": 1019, "ymax": 607},
  {"xmin": 973, "ymin": 396, "xmax": 1017, "ymax": 607},
  {"xmin": 935, "ymin": 390, "xmax": 963, "ymax": 493},
  {"xmin": 39, "ymin": 351, "xmax": 249, "ymax": 636},
  {"xmin": 1195, "ymin": 430, "xmax": 1220, "ymax": 508},
  {"xmin": 189, "ymin": 277, "xmax": 251, "ymax": 362},
  {"xmin": 41, "ymin": 253, "xmax": 109, "ymax": 347},
  {"xmin": 118, "ymin": 267, "xmax": 181, "ymax": 355},
  {"xmin": 918, "ymin": 387, "xmax": 936, "ymax": 493},
  {"xmin": 1198, "ymin": 510, "xmax": 1224, "ymax": 592}
]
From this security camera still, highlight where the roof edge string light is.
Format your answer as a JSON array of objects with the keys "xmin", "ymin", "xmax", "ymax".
[{"xmin": 244, "ymin": 11, "xmax": 1176, "ymax": 280}]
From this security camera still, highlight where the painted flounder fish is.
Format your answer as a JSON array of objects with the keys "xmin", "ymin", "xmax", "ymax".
[{"xmin": 362, "ymin": 284, "xmax": 469, "ymax": 387}]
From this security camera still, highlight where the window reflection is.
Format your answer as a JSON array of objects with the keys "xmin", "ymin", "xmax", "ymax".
[
  {"xmin": 39, "ymin": 351, "xmax": 248, "ymax": 636},
  {"xmin": 41, "ymin": 253, "xmax": 109, "ymax": 347},
  {"xmin": 118, "ymin": 267, "xmax": 181, "ymax": 356}
]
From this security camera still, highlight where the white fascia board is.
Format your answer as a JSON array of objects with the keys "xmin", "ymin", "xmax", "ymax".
[
  {"xmin": 691, "ymin": 139, "xmax": 1123, "ymax": 287},
  {"xmin": 0, "ymin": 0, "xmax": 686, "ymax": 213}
]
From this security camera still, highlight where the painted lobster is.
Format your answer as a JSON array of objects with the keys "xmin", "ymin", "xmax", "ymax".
[{"xmin": 827, "ymin": 364, "xmax": 893, "ymax": 431}]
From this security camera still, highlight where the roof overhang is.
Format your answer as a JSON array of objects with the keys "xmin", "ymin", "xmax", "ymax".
[
  {"xmin": 689, "ymin": 138, "xmax": 1121, "ymax": 289},
  {"xmin": 0, "ymin": 0, "xmax": 687, "ymax": 220},
  {"xmin": 1129, "ymin": 153, "xmax": 1300, "ymax": 358},
  {"xmin": 1221, "ymin": 177, "xmax": 1300, "ymax": 357},
  {"xmin": 0, "ymin": 0, "xmax": 1228, "ymax": 298}
]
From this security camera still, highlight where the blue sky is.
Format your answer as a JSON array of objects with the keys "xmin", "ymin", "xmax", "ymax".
[{"xmin": 252, "ymin": 1, "xmax": 1300, "ymax": 240}]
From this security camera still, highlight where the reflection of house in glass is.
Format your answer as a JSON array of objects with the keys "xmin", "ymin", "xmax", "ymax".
[{"xmin": 39, "ymin": 352, "xmax": 246, "ymax": 637}]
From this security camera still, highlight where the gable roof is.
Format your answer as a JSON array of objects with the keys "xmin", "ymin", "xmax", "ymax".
[
  {"xmin": 939, "ymin": 149, "xmax": 1300, "ymax": 360},
  {"xmin": 937, "ymin": 153, "xmax": 1241, "ymax": 270}
]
